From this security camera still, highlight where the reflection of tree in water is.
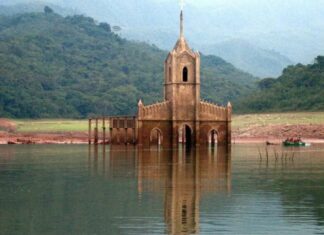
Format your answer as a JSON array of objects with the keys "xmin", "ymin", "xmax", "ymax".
[
  {"xmin": 137, "ymin": 146, "xmax": 231, "ymax": 235},
  {"xmin": 256, "ymin": 148, "xmax": 324, "ymax": 226},
  {"xmin": 0, "ymin": 146, "xmax": 16, "ymax": 170},
  {"xmin": 276, "ymin": 173, "xmax": 324, "ymax": 226}
]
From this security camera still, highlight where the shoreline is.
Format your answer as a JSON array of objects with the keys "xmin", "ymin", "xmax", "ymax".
[
  {"xmin": 1, "ymin": 132, "xmax": 323, "ymax": 145},
  {"xmin": 1, "ymin": 117, "xmax": 323, "ymax": 145},
  {"xmin": 233, "ymin": 137, "xmax": 324, "ymax": 144},
  {"xmin": 0, "ymin": 132, "xmax": 89, "ymax": 145}
]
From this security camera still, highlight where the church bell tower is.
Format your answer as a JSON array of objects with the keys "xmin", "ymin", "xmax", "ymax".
[
  {"xmin": 164, "ymin": 9, "xmax": 201, "ymax": 145},
  {"xmin": 164, "ymin": 7, "xmax": 200, "ymax": 145}
]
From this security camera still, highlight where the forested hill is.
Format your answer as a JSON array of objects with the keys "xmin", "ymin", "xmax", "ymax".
[
  {"xmin": 237, "ymin": 56, "xmax": 324, "ymax": 113},
  {"xmin": 0, "ymin": 10, "xmax": 257, "ymax": 118}
]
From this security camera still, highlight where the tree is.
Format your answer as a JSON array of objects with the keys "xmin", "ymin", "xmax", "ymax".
[
  {"xmin": 99, "ymin": 22, "xmax": 111, "ymax": 32},
  {"xmin": 44, "ymin": 6, "xmax": 54, "ymax": 14}
]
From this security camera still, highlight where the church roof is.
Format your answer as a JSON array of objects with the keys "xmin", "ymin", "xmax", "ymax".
[
  {"xmin": 173, "ymin": 37, "xmax": 192, "ymax": 53},
  {"xmin": 171, "ymin": 10, "xmax": 196, "ymax": 56}
]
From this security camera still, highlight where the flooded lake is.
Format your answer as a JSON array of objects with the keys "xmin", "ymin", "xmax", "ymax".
[{"xmin": 0, "ymin": 144, "xmax": 324, "ymax": 234}]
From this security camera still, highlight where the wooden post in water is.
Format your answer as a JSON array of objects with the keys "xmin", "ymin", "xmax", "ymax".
[
  {"xmin": 102, "ymin": 117, "xmax": 106, "ymax": 145},
  {"xmin": 88, "ymin": 119, "xmax": 92, "ymax": 144},
  {"xmin": 94, "ymin": 119, "xmax": 98, "ymax": 145}
]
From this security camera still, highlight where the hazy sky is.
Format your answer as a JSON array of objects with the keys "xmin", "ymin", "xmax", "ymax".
[
  {"xmin": 159, "ymin": 0, "xmax": 324, "ymax": 8},
  {"xmin": 155, "ymin": 0, "xmax": 224, "ymax": 7}
]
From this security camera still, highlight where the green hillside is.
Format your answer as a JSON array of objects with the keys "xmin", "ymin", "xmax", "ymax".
[
  {"xmin": 0, "ymin": 10, "xmax": 257, "ymax": 118},
  {"xmin": 237, "ymin": 57, "xmax": 324, "ymax": 113}
]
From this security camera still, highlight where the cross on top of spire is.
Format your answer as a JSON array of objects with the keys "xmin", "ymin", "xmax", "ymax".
[{"xmin": 179, "ymin": 0, "xmax": 185, "ymax": 10}]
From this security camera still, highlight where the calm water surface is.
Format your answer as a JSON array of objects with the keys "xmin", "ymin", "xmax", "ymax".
[{"xmin": 0, "ymin": 144, "xmax": 324, "ymax": 235}]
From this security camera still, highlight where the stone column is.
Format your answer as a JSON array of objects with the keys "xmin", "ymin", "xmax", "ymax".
[
  {"xmin": 226, "ymin": 102, "xmax": 232, "ymax": 145},
  {"xmin": 172, "ymin": 122, "xmax": 178, "ymax": 148},
  {"xmin": 125, "ymin": 118, "xmax": 128, "ymax": 145},
  {"xmin": 195, "ymin": 121, "xmax": 200, "ymax": 147},
  {"xmin": 94, "ymin": 119, "xmax": 98, "ymax": 145},
  {"xmin": 137, "ymin": 100, "xmax": 144, "ymax": 147},
  {"xmin": 102, "ymin": 118, "xmax": 106, "ymax": 145},
  {"xmin": 109, "ymin": 118, "xmax": 113, "ymax": 144},
  {"xmin": 133, "ymin": 117, "xmax": 136, "ymax": 145},
  {"xmin": 88, "ymin": 119, "xmax": 92, "ymax": 144}
]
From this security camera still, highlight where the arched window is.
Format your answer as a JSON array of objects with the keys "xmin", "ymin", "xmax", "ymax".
[
  {"xmin": 169, "ymin": 67, "xmax": 172, "ymax": 82},
  {"xmin": 150, "ymin": 128, "xmax": 163, "ymax": 146},
  {"xmin": 183, "ymin": 67, "xmax": 188, "ymax": 82}
]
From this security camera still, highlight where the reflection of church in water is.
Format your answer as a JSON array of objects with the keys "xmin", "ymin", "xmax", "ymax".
[
  {"xmin": 138, "ymin": 147, "xmax": 231, "ymax": 234},
  {"xmin": 89, "ymin": 146, "xmax": 231, "ymax": 235}
]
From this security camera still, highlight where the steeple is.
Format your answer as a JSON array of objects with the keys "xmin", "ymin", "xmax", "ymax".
[
  {"xmin": 173, "ymin": 3, "xmax": 193, "ymax": 54},
  {"xmin": 180, "ymin": 10, "xmax": 184, "ymax": 38}
]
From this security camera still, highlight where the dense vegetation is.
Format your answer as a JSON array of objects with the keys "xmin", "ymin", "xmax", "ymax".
[
  {"xmin": 237, "ymin": 56, "xmax": 324, "ymax": 113},
  {"xmin": 0, "ymin": 10, "xmax": 257, "ymax": 118},
  {"xmin": 0, "ymin": 1, "xmax": 297, "ymax": 78}
]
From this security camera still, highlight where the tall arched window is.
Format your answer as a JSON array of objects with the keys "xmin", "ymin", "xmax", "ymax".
[
  {"xmin": 183, "ymin": 67, "xmax": 188, "ymax": 82},
  {"xmin": 169, "ymin": 67, "xmax": 172, "ymax": 82}
]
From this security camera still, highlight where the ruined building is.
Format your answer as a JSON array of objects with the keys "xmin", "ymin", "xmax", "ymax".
[{"xmin": 89, "ymin": 10, "xmax": 232, "ymax": 148}]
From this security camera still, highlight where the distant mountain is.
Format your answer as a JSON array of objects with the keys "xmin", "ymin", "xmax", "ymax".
[
  {"xmin": 200, "ymin": 40, "xmax": 294, "ymax": 78},
  {"xmin": 237, "ymin": 56, "xmax": 324, "ymax": 113},
  {"xmin": 3, "ymin": 0, "xmax": 323, "ymax": 77},
  {"xmin": 0, "ymin": 3, "xmax": 77, "ymax": 16},
  {"xmin": 0, "ymin": 11, "xmax": 257, "ymax": 118}
]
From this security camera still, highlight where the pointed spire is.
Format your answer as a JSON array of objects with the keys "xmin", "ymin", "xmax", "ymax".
[
  {"xmin": 180, "ymin": 10, "xmax": 184, "ymax": 38},
  {"xmin": 172, "ymin": 0, "xmax": 195, "ymax": 55}
]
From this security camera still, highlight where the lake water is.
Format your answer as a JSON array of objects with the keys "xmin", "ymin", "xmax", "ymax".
[{"xmin": 0, "ymin": 144, "xmax": 324, "ymax": 235}]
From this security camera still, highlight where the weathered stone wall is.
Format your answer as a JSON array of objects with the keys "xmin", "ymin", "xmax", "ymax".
[
  {"xmin": 199, "ymin": 122, "xmax": 230, "ymax": 145},
  {"xmin": 110, "ymin": 128, "xmax": 136, "ymax": 145},
  {"xmin": 109, "ymin": 117, "xmax": 137, "ymax": 145},
  {"xmin": 199, "ymin": 101, "xmax": 228, "ymax": 121},
  {"xmin": 137, "ymin": 120, "xmax": 173, "ymax": 148},
  {"xmin": 140, "ymin": 101, "xmax": 171, "ymax": 121}
]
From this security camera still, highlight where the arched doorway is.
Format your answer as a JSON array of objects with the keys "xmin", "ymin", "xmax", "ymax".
[
  {"xmin": 208, "ymin": 129, "xmax": 218, "ymax": 146},
  {"xmin": 179, "ymin": 125, "xmax": 192, "ymax": 146},
  {"xmin": 150, "ymin": 128, "xmax": 163, "ymax": 146},
  {"xmin": 185, "ymin": 125, "xmax": 192, "ymax": 146}
]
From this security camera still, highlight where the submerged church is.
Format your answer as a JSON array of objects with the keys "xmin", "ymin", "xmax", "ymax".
[{"xmin": 89, "ymin": 9, "xmax": 232, "ymax": 148}]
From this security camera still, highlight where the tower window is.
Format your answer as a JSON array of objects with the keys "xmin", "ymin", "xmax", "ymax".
[
  {"xmin": 169, "ymin": 67, "xmax": 172, "ymax": 82},
  {"xmin": 183, "ymin": 67, "xmax": 188, "ymax": 82}
]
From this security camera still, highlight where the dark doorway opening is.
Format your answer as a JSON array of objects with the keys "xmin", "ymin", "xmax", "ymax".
[
  {"xmin": 209, "ymin": 129, "xmax": 218, "ymax": 146},
  {"xmin": 185, "ymin": 125, "xmax": 191, "ymax": 146},
  {"xmin": 179, "ymin": 125, "xmax": 192, "ymax": 147}
]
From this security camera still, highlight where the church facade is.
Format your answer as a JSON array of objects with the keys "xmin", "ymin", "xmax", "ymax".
[
  {"xmin": 89, "ymin": 10, "xmax": 232, "ymax": 148},
  {"xmin": 137, "ymin": 11, "xmax": 231, "ymax": 148}
]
